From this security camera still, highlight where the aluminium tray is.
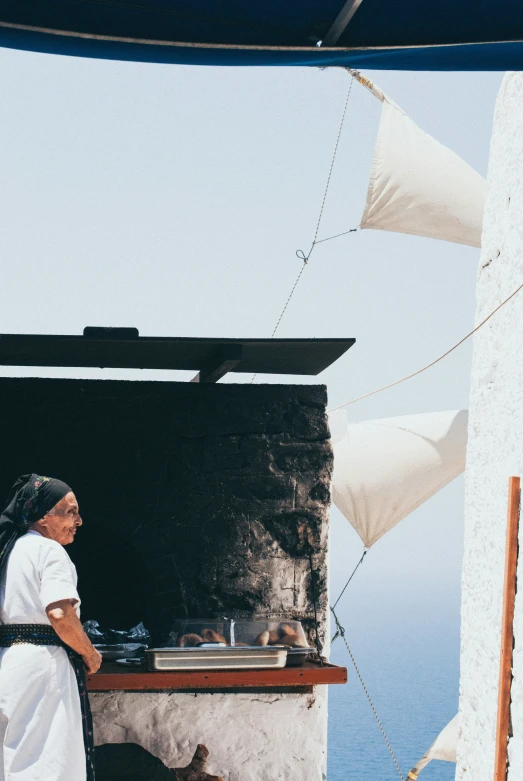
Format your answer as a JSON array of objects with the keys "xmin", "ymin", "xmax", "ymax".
[
  {"xmin": 94, "ymin": 643, "xmax": 146, "ymax": 661},
  {"xmin": 145, "ymin": 646, "xmax": 287, "ymax": 671},
  {"xmin": 285, "ymin": 647, "xmax": 316, "ymax": 667}
]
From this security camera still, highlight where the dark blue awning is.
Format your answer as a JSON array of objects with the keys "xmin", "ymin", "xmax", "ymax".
[{"xmin": 0, "ymin": 1, "xmax": 522, "ymax": 70}]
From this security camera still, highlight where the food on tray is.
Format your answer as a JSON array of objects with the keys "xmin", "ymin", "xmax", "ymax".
[
  {"xmin": 171, "ymin": 620, "xmax": 231, "ymax": 647},
  {"xmin": 176, "ymin": 633, "xmax": 204, "ymax": 647},
  {"xmin": 254, "ymin": 630, "xmax": 270, "ymax": 646},
  {"xmin": 280, "ymin": 633, "xmax": 307, "ymax": 648},
  {"xmin": 163, "ymin": 618, "xmax": 311, "ymax": 667},
  {"xmin": 175, "ymin": 628, "xmax": 229, "ymax": 647},
  {"xmin": 171, "ymin": 619, "xmax": 309, "ymax": 655},
  {"xmin": 201, "ymin": 628, "xmax": 227, "ymax": 644},
  {"xmin": 237, "ymin": 620, "xmax": 310, "ymax": 650},
  {"xmin": 252, "ymin": 625, "xmax": 307, "ymax": 647}
]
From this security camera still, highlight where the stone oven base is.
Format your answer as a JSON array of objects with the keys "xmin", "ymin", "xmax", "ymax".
[{"xmin": 92, "ymin": 689, "xmax": 328, "ymax": 781}]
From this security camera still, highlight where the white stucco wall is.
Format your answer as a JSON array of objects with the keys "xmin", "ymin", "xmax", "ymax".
[
  {"xmin": 92, "ymin": 688, "xmax": 327, "ymax": 781},
  {"xmin": 457, "ymin": 72, "xmax": 523, "ymax": 781}
]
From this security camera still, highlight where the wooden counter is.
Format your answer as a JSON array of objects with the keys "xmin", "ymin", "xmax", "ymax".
[{"xmin": 87, "ymin": 660, "xmax": 347, "ymax": 692}]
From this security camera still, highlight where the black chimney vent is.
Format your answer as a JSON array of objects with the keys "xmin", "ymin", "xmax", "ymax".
[{"xmin": 83, "ymin": 327, "xmax": 139, "ymax": 340}]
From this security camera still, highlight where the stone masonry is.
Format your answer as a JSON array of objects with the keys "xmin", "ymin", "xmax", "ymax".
[{"xmin": 0, "ymin": 378, "xmax": 333, "ymax": 646}]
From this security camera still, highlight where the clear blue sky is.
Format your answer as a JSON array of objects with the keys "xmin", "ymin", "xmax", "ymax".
[{"xmin": 0, "ymin": 53, "xmax": 503, "ymax": 766}]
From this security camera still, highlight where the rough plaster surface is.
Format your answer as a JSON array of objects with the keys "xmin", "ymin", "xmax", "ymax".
[
  {"xmin": 457, "ymin": 72, "xmax": 523, "ymax": 781},
  {"xmin": 91, "ymin": 689, "xmax": 328, "ymax": 781}
]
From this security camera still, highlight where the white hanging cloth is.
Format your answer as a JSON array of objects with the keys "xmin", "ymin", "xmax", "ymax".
[
  {"xmin": 359, "ymin": 95, "xmax": 486, "ymax": 248},
  {"xmin": 407, "ymin": 714, "xmax": 459, "ymax": 779},
  {"xmin": 329, "ymin": 409, "xmax": 468, "ymax": 548}
]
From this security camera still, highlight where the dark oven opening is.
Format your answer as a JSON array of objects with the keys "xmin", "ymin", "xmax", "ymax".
[{"xmin": 67, "ymin": 523, "xmax": 158, "ymax": 642}]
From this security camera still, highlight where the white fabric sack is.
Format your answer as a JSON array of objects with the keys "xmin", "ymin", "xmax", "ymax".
[
  {"xmin": 329, "ymin": 409, "xmax": 468, "ymax": 548},
  {"xmin": 360, "ymin": 98, "xmax": 486, "ymax": 248},
  {"xmin": 408, "ymin": 714, "xmax": 459, "ymax": 778}
]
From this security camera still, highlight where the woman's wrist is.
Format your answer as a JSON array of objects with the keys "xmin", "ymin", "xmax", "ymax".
[{"xmin": 82, "ymin": 643, "xmax": 97, "ymax": 659}]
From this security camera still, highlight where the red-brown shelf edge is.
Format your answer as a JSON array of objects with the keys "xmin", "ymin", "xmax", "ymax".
[{"xmin": 87, "ymin": 661, "xmax": 347, "ymax": 691}]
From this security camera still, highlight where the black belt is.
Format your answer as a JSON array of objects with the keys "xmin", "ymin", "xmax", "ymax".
[
  {"xmin": 0, "ymin": 623, "xmax": 95, "ymax": 781},
  {"xmin": 0, "ymin": 623, "xmax": 64, "ymax": 646}
]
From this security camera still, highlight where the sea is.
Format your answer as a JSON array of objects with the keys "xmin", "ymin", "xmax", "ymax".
[{"xmin": 327, "ymin": 604, "xmax": 459, "ymax": 781}]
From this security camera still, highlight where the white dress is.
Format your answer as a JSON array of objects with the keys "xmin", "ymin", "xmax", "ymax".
[{"xmin": 0, "ymin": 531, "xmax": 86, "ymax": 781}]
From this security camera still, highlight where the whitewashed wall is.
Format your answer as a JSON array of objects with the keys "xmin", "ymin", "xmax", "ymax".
[
  {"xmin": 92, "ymin": 688, "xmax": 327, "ymax": 781},
  {"xmin": 457, "ymin": 72, "xmax": 523, "ymax": 781}
]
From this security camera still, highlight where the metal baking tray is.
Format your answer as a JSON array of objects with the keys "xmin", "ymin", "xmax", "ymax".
[
  {"xmin": 285, "ymin": 647, "xmax": 316, "ymax": 667},
  {"xmin": 145, "ymin": 646, "xmax": 287, "ymax": 671},
  {"xmin": 94, "ymin": 643, "xmax": 146, "ymax": 661}
]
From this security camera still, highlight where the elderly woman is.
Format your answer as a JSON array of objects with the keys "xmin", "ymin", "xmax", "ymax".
[{"xmin": 0, "ymin": 474, "xmax": 102, "ymax": 781}]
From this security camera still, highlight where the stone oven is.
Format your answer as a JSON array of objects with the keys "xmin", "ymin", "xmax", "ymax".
[{"xmin": 0, "ymin": 331, "xmax": 352, "ymax": 781}]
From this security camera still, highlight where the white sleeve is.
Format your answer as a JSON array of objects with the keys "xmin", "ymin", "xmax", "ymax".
[{"xmin": 39, "ymin": 544, "xmax": 80, "ymax": 611}]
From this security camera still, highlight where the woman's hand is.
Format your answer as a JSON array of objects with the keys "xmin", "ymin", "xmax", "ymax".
[
  {"xmin": 46, "ymin": 599, "xmax": 102, "ymax": 673},
  {"xmin": 82, "ymin": 647, "xmax": 103, "ymax": 675}
]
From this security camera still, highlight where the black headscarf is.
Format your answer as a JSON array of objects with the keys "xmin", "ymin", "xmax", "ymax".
[{"xmin": 0, "ymin": 474, "xmax": 72, "ymax": 575}]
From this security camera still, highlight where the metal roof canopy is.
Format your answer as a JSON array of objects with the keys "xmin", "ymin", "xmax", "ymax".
[
  {"xmin": 1, "ymin": 0, "xmax": 522, "ymax": 70},
  {"xmin": 0, "ymin": 328, "xmax": 355, "ymax": 383}
]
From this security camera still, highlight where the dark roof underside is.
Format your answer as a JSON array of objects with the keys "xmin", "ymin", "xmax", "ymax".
[
  {"xmin": 0, "ymin": 333, "xmax": 355, "ymax": 378},
  {"xmin": 0, "ymin": 1, "xmax": 522, "ymax": 70}
]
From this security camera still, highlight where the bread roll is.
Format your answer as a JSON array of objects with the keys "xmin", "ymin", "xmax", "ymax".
[
  {"xmin": 177, "ymin": 633, "xmax": 204, "ymax": 647},
  {"xmin": 201, "ymin": 629, "xmax": 227, "ymax": 644},
  {"xmin": 254, "ymin": 630, "xmax": 270, "ymax": 646},
  {"xmin": 281, "ymin": 632, "xmax": 307, "ymax": 648}
]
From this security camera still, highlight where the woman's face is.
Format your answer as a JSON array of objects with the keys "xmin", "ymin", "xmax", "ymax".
[{"xmin": 39, "ymin": 491, "xmax": 83, "ymax": 546}]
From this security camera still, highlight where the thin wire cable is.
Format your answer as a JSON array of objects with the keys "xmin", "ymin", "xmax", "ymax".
[
  {"xmin": 332, "ymin": 548, "xmax": 367, "ymax": 611},
  {"xmin": 331, "ymin": 607, "xmax": 405, "ymax": 781},
  {"xmin": 273, "ymin": 75, "xmax": 354, "ymax": 337},
  {"xmin": 270, "ymin": 261, "xmax": 309, "ymax": 338},
  {"xmin": 310, "ymin": 78, "xmax": 354, "ymax": 250},
  {"xmin": 315, "ymin": 227, "xmax": 358, "ymax": 244},
  {"xmin": 329, "ymin": 279, "xmax": 523, "ymax": 412},
  {"xmin": 330, "ymin": 549, "xmax": 366, "ymax": 649},
  {"xmin": 269, "ymin": 225, "xmax": 358, "ymax": 342},
  {"xmin": 250, "ymin": 76, "xmax": 354, "ymax": 383}
]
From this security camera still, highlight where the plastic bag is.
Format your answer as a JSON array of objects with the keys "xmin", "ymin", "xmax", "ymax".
[
  {"xmin": 83, "ymin": 620, "xmax": 150, "ymax": 645},
  {"xmin": 83, "ymin": 620, "xmax": 150, "ymax": 660},
  {"xmin": 82, "ymin": 620, "xmax": 106, "ymax": 642}
]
